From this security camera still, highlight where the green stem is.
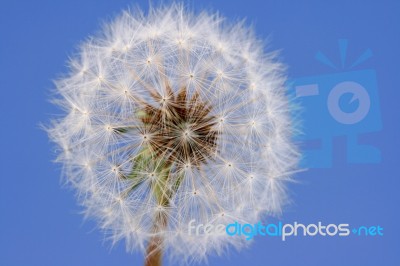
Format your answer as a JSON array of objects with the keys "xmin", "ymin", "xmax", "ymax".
[
  {"xmin": 144, "ymin": 159, "xmax": 171, "ymax": 266},
  {"xmin": 122, "ymin": 128, "xmax": 184, "ymax": 266}
]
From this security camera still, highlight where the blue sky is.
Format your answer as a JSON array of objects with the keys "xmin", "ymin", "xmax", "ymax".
[{"xmin": 1, "ymin": 0, "xmax": 399, "ymax": 265}]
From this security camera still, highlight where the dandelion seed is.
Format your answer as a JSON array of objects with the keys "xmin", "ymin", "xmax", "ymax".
[{"xmin": 47, "ymin": 3, "xmax": 299, "ymax": 265}]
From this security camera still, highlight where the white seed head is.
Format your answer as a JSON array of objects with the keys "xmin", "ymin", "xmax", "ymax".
[{"xmin": 47, "ymin": 3, "xmax": 299, "ymax": 264}]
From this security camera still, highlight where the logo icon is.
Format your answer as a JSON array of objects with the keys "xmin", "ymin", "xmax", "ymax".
[{"xmin": 292, "ymin": 39, "xmax": 382, "ymax": 168}]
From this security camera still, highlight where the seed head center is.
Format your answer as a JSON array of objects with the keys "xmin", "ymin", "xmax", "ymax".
[{"xmin": 139, "ymin": 86, "xmax": 218, "ymax": 167}]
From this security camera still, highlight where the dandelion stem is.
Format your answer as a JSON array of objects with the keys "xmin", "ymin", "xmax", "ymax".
[
  {"xmin": 145, "ymin": 169, "xmax": 171, "ymax": 266},
  {"xmin": 143, "ymin": 153, "xmax": 171, "ymax": 266},
  {"xmin": 144, "ymin": 210, "xmax": 168, "ymax": 266}
]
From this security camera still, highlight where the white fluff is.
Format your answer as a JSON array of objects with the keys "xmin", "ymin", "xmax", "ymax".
[{"xmin": 47, "ymin": 3, "xmax": 299, "ymax": 264}]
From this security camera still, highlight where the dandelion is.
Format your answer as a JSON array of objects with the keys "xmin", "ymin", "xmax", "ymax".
[{"xmin": 47, "ymin": 3, "xmax": 299, "ymax": 265}]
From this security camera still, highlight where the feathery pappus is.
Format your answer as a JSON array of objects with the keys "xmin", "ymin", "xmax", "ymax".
[{"xmin": 47, "ymin": 3, "xmax": 300, "ymax": 265}]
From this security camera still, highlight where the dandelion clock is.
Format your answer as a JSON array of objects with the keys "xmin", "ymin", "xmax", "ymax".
[{"xmin": 47, "ymin": 3, "xmax": 299, "ymax": 265}]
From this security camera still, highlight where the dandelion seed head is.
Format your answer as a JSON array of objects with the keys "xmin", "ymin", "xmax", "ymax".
[{"xmin": 47, "ymin": 3, "xmax": 299, "ymax": 263}]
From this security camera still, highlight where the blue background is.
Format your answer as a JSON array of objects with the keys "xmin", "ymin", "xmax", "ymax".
[{"xmin": 1, "ymin": 0, "xmax": 399, "ymax": 265}]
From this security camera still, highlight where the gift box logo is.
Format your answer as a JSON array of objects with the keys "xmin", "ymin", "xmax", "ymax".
[{"xmin": 292, "ymin": 39, "xmax": 382, "ymax": 168}]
